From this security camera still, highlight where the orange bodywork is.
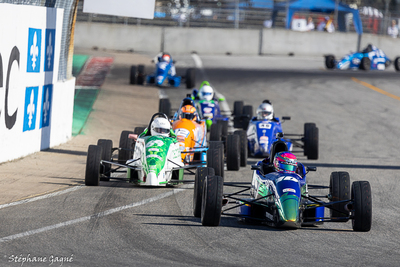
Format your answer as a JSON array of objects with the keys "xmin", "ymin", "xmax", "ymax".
[{"xmin": 172, "ymin": 118, "xmax": 207, "ymax": 163}]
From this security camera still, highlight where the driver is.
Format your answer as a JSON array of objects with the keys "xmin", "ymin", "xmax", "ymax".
[
  {"xmin": 273, "ymin": 151, "xmax": 297, "ymax": 174},
  {"xmin": 256, "ymin": 101, "xmax": 274, "ymax": 121},
  {"xmin": 150, "ymin": 117, "xmax": 172, "ymax": 137},
  {"xmin": 155, "ymin": 52, "xmax": 176, "ymax": 76},
  {"xmin": 179, "ymin": 105, "xmax": 198, "ymax": 121},
  {"xmin": 199, "ymin": 84, "xmax": 214, "ymax": 101}
]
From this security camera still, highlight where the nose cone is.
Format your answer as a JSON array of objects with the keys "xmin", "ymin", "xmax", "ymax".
[
  {"xmin": 147, "ymin": 172, "xmax": 159, "ymax": 186},
  {"xmin": 279, "ymin": 195, "xmax": 300, "ymax": 227}
]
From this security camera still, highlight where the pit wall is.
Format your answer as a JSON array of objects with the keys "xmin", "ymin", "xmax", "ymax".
[
  {"xmin": 75, "ymin": 22, "xmax": 400, "ymax": 59},
  {"xmin": 0, "ymin": 4, "xmax": 75, "ymax": 163}
]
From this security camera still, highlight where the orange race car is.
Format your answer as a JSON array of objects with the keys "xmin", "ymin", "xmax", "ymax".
[{"xmin": 171, "ymin": 97, "xmax": 208, "ymax": 166}]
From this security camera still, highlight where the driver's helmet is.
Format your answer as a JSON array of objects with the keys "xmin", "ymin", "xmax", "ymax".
[
  {"xmin": 180, "ymin": 105, "xmax": 197, "ymax": 120},
  {"xmin": 150, "ymin": 117, "xmax": 171, "ymax": 137},
  {"xmin": 199, "ymin": 85, "xmax": 214, "ymax": 101},
  {"xmin": 273, "ymin": 152, "xmax": 297, "ymax": 174},
  {"xmin": 161, "ymin": 53, "xmax": 171, "ymax": 63},
  {"xmin": 256, "ymin": 103, "xmax": 274, "ymax": 120}
]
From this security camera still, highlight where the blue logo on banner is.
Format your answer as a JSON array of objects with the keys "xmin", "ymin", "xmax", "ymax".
[
  {"xmin": 27, "ymin": 28, "xmax": 42, "ymax": 73},
  {"xmin": 40, "ymin": 84, "xmax": 53, "ymax": 128},
  {"xmin": 23, "ymin": 86, "xmax": 39, "ymax": 132},
  {"xmin": 44, "ymin": 29, "xmax": 55, "ymax": 72}
]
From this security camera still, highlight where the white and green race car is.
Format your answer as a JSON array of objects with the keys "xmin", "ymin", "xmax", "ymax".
[{"xmin": 85, "ymin": 113, "xmax": 222, "ymax": 186}]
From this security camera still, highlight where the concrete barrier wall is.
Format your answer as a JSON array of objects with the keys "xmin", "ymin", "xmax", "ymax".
[
  {"xmin": 75, "ymin": 22, "xmax": 400, "ymax": 58},
  {"xmin": 0, "ymin": 4, "xmax": 75, "ymax": 163}
]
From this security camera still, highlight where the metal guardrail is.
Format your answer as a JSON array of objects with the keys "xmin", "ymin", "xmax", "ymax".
[{"xmin": 75, "ymin": 0, "xmax": 400, "ymax": 37}]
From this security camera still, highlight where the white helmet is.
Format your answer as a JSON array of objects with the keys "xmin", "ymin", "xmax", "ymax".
[
  {"xmin": 151, "ymin": 117, "xmax": 171, "ymax": 137},
  {"xmin": 257, "ymin": 103, "xmax": 274, "ymax": 120},
  {"xmin": 199, "ymin": 85, "xmax": 214, "ymax": 101}
]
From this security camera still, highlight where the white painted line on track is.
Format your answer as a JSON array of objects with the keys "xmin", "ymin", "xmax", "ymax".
[
  {"xmin": 158, "ymin": 88, "xmax": 168, "ymax": 99},
  {"xmin": 191, "ymin": 53, "xmax": 203, "ymax": 69},
  {"xmin": 0, "ymin": 186, "xmax": 189, "ymax": 243},
  {"xmin": 0, "ymin": 186, "xmax": 84, "ymax": 210}
]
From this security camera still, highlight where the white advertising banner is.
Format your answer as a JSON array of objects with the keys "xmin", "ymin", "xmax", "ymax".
[
  {"xmin": 0, "ymin": 4, "xmax": 64, "ymax": 163},
  {"xmin": 83, "ymin": 0, "xmax": 155, "ymax": 19}
]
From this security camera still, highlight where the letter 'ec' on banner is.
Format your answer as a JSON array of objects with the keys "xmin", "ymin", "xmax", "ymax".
[{"xmin": 83, "ymin": 0, "xmax": 155, "ymax": 19}]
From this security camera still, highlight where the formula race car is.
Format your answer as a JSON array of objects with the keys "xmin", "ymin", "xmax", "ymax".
[
  {"xmin": 130, "ymin": 52, "xmax": 196, "ymax": 88},
  {"xmin": 237, "ymin": 100, "xmax": 318, "ymax": 159},
  {"xmin": 85, "ymin": 113, "xmax": 194, "ymax": 186},
  {"xmin": 194, "ymin": 141, "xmax": 372, "ymax": 232},
  {"xmin": 325, "ymin": 44, "xmax": 400, "ymax": 71}
]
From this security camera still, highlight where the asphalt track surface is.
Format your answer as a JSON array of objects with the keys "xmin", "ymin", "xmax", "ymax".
[{"xmin": 1, "ymin": 54, "xmax": 400, "ymax": 266}]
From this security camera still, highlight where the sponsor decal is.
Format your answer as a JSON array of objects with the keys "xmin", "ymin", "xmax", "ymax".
[
  {"xmin": 203, "ymin": 107, "xmax": 212, "ymax": 113},
  {"xmin": 40, "ymin": 84, "xmax": 52, "ymax": 128},
  {"xmin": 27, "ymin": 28, "xmax": 42, "ymax": 73},
  {"xmin": 265, "ymin": 211, "xmax": 273, "ymax": 220},
  {"xmin": 44, "ymin": 29, "xmax": 55, "ymax": 72},
  {"xmin": 146, "ymin": 154, "xmax": 163, "ymax": 160},
  {"xmin": 148, "ymin": 148, "xmax": 159, "ymax": 152},
  {"xmin": 260, "ymin": 136, "xmax": 269, "ymax": 144},
  {"xmin": 175, "ymin": 128, "xmax": 190, "ymax": 138},
  {"xmin": 283, "ymin": 188, "xmax": 296, "ymax": 193},
  {"xmin": 23, "ymin": 86, "xmax": 39, "ymax": 132},
  {"xmin": 146, "ymin": 140, "xmax": 164, "ymax": 147},
  {"xmin": 352, "ymin": 58, "xmax": 360, "ymax": 65}
]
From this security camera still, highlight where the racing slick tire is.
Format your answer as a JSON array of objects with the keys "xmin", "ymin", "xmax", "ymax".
[
  {"xmin": 208, "ymin": 141, "xmax": 224, "ymax": 178},
  {"xmin": 329, "ymin": 172, "xmax": 350, "ymax": 222},
  {"xmin": 201, "ymin": 175, "xmax": 224, "ymax": 226},
  {"xmin": 242, "ymin": 105, "xmax": 253, "ymax": 130},
  {"xmin": 226, "ymin": 134, "xmax": 240, "ymax": 171},
  {"xmin": 129, "ymin": 65, "xmax": 137, "ymax": 84},
  {"xmin": 351, "ymin": 181, "xmax": 372, "ymax": 232},
  {"xmin": 234, "ymin": 130, "xmax": 248, "ymax": 167},
  {"xmin": 394, "ymin": 57, "xmax": 400, "ymax": 71},
  {"xmin": 194, "ymin": 167, "xmax": 215, "ymax": 218},
  {"xmin": 137, "ymin": 65, "xmax": 145, "ymax": 85},
  {"xmin": 304, "ymin": 123, "xmax": 318, "ymax": 160},
  {"xmin": 325, "ymin": 55, "xmax": 335, "ymax": 69},
  {"xmin": 85, "ymin": 145, "xmax": 103, "ymax": 186},
  {"xmin": 118, "ymin": 130, "xmax": 134, "ymax": 163},
  {"xmin": 186, "ymin": 68, "xmax": 196, "ymax": 89},
  {"xmin": 218, "ymin": 120, "xmax": 228, "ymax": 144},
  {"xmin": 210, "ymin": 122, "xmax": 222, "ymax": 141},
  {"xmin": 360, "ymin": 57, "xmax": 371, "ymax": 71},
  {"xmin": 159, "ymin": 98, "xmax": 171, "ymax": 118},
  {"xmin": 233, "ymin": 101, "xmax": 243, "ymax": 116},
  {"xmin": 97, "ymin": 139, "xmax": 113, "ymax": 181}
]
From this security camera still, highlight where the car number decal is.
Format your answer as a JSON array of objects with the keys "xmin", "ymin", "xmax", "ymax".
[
  {"xmin": 259, "ymin": 123, "xmax": 271, "ymax": 129},
  {"xmin": 175, "ymin": 128, "xmax": 190, "ymax": 138},
  {"xmin": 146, "ymin": 140, "xmax": 164, "ymax": 147}
]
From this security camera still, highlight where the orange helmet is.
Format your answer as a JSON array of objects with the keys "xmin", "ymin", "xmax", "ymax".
[
  {"xmin": 161, "ymin": 54, "xmax": 171, "ymax": 63},
  {"xmin": 180, "ymin": 105, "xmax": 197, "ymax": 120}
]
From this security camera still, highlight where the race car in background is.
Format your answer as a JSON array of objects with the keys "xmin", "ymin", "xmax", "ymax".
[
  {"xmin": 130, "ymin": 52, "xmax": 196, "ymax": 88},
  {"xmin": 325, "ymin": 44, "xmax": 400, "ymax": 71}
]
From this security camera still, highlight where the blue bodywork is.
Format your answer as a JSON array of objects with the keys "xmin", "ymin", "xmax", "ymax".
[
  {"xmin": 334, "ymin": 47, "xmax": 390, "ymax": 70},
  {"xmin": 196, "ymin": 99, "xmax": 229, "ymax": 130},
  {"xmin": 247, "ymin": 118, "xmax": 293, "ymax": 157},
  {"xmin": 147, "ymin": 61, "xmax": 181, "ymax": 87}
]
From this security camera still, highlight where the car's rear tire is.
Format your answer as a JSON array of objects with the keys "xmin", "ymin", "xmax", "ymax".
[
  {"xmin": 194, "ymin": 167, "xmax": 215, "ymax": 218},
  {"xmin": 207, "ymin": 141, "xmax": 224, "ymax": 178},
  {"xmin": 360, "ymin": 57, "xmax": 371, "ymax": 71},
  {"xmin": 351, "ymin": 181, "xmax": 372, "ymax": 232},
  {"xmin": 304, "ymin": 123, "xmax": 318, "ymax": 160},
  {"xmin": 129, "ymin": 65, "xmax": 137, "ymax": 84},
  {"xmin": 242, "ymin": 105, "xmax": 253, "ymax": 130},
  {"xmin": 118, "ymin": 130, "xmax": 134, "ymax": 163},
  {"xmin": 325, "ymin": 55, "xmax": 335, "ymax": 69},
  {"xmin": 201, "ymin": 175, "xmax": 224, "ymax": 226},
  {"xmin": 186, "ymin": 68, "xmax": 196, "ymax": 89},
  {"xmin": 97, "ymin": 139, "xmax": 113, "ymax": 181},
  {"xmin": 234, "ymin": 130, "xmax": 248, "ymax": 167},
  {"xmin": 226, "ymin": 134, "xmax": 240, "ymax": 171},
  {"xmin": 210, "ymin": 122, "xmax": 222, "ymax": 141},
  {"xmin": 137, "ymin": 65, "xmax": 145, "ymax": 85},
  {"xmin": 159, "ymin": 98, "xmax": 171, "ymax": 118},
  {"xmin": 134, "ymin": 127, "xmax": 146, "ymax": 135},
  {"xmin": 233, "ymin": 101, "xmax": 243, "ymax": 116},
  {"xmin": 329, "ymin": 172, "xmax": 350, "ymax": 221},
  {"xmin": 85, "ymin": 145, "xmax": 102, "ymax": 186},
  {"xmin": 394, "ymin": 57, "xmax": 400, "ymax": 71}
]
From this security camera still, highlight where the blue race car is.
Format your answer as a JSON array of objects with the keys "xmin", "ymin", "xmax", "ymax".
[
  {"xmin": 241, "ymin": 100, "xmax": 318, "ymax": 159},
  {"xmin": 130, "ymin": 52, "xmax": 196, "ymax": 88},
  {"xmin": 194, "ymin": 139, "xmax": 372, "ymax": 232},
  {"xmin": 325, "ymin": 44, "xmax": 400, "ymax": 71}
]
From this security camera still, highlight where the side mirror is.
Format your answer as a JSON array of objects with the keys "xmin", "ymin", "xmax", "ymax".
[
  {"xmin": 218, "ymin": 97, "xmax": 225, "ymax": 102},
  {"xmin": 276, "ymin": 132, "xmax": 284, "ymax": 139},
  {"xmin": 306, "ymin": 166, "xmax": 317, "ymax": 172},
  {"xmin": 151, "ymin": 59, "xmax": 155, "ymax": 63},
  {"xmin": 173, "ymin": 60, "xmax": 176, "ymax": 64},
  {"xmin": 251, "ymin": 165, "xmax": 262, "ymax": 171},
  {"xmin": 282, "ymin": 116, "xmax": 291, "ymax": 121}
]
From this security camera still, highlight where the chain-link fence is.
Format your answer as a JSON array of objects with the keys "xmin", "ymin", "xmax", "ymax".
[
  {"xmin": 75, "ymin": 0, "xmax": 400, "ymax": 37},
  {"xmin": 0, "ymin": 0, "xmax": 78, "ymax": 80}
]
